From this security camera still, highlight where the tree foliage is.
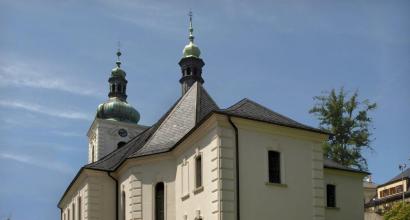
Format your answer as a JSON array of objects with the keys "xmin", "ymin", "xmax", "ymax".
[
  {"xmin": 310, "ymin": 88, "xmax": 376, "ymax": 170},
  {"xmin": 384, "ymin": 202, "xmax": 410, "ymax": 220}
]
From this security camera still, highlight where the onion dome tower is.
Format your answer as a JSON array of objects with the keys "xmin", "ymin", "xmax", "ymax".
[
  {"xmin": 96, "ymin": 49, "xmax": 140, "ymax": 123},
  {"xmin": 179, "ymin": 11, "xmax": 205, "ymax": 95}
]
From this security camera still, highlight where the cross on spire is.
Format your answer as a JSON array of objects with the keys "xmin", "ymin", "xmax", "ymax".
[
  {"xmin": 188, "ymin": 10, "xmax": 194, "ymax": 43},
  {"xmin": 116, "ymin": 41, "xmax": 122, "ymax": 67}
]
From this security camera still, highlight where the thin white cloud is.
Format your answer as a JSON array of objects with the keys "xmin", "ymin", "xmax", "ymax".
[
  {"xmin": 0, "ymin": 153, "xmax": 73, "ymax": 173},
  {"xmin": 0, "ymin": 100, "xmax": 91, "ymax": 120},
  {"xmin": 52, "ymin": 130, "xmax": 84, "ymax": 137},
  {"xmin": 0, "ymin": 62, "xmax": 101, "ymax": 97}
]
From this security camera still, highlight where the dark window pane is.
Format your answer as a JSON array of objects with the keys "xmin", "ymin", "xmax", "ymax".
[
  {"xmin": 78, "ymin": 197, "xmax": 81, "ymax": 220},
  {"xmin": 122, "ymin": 191, "xmax": 126, "ymax": 220},
  {"xmin": 196, "ymin": 156, "xmax": 202, "ymax": 188},
  {"xmin": 155, "ymin": 182, "xmax": 164, "ymax": 220},
  {"xmin": 268, "ymin": 151, "xmax": 280, "ymax": 183},
  {"xmin": 327, "ymin": 184, "xmax": 336, "ymax": 207},
  {"xmin": 72, "ymin": 204, "xmax": 75, "ymax": 220}
]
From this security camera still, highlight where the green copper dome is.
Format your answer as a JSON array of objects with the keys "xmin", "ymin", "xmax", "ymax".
[
  {"xmin": 96, "ymin": 49, "xmax": 140, "ymax": 124},
  {"xmin": 183, "ymin": 42, "xmax": 201, "ymax": 58},
  {"xmin": 111, "ymin": 66, "xmax": 126, "ymax": 77},
  {"xmin": 96, "ymin": 98, "xmax": 140, "ymax": 123}
]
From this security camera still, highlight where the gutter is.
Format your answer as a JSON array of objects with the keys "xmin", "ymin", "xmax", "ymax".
[
  {"xmin": 108, "ymin": 172, "xmax": 119, "ymax": 220},
  {"xmin": 228, "ymin": 116, "xmax": 240, "ymax": 220}
]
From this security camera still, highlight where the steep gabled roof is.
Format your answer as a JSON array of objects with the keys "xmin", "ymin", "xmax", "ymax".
[
  {"xmin": 376, "ymin": 168, "xmax": 410, "ymax": 188},
  {"xmin": 388, "ymin": 168, "xmax": 410, "ymax": 183},
  {"xmin": 85, "ymin": 88, "xmax": 333, "ymax": 172},
  {"xmin": 217, "ymin": 98, "xmax": 329, "ymax": 135},
  {"xmin": 85, "ymin": 82, "xmax": 219, "ymax": 171}
]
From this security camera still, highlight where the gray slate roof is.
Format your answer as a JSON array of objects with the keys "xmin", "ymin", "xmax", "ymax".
[
  {"xmin": 323, "ymin": 159, "xmax": 369, "ymax": 174},
  {"xmin": 85, "ymin": 82, "xmax": 219, "ymax": 171},
  {"xmin": 388, "ymin": 168, "xmax": 410, "ymax": 183},
  {"xmin": 217, "ymin": 98, "xmax": 328, "ymax": 134},
  {"xmin": 86, "ymin": 83, "xmax": 334, "ymax": 172}
]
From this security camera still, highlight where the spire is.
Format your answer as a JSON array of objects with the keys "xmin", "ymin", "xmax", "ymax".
[
  {"xmin": 108, "ymin": 47, "xmax": 128, "ymax": 101},
  {"xmin": 96, "ymin": 47, "xmax": 140, "ymax": 124},
  {"xmin": 179, "ymin": 11, "xmax": 205, "ymax": 95},
  {"xmin": 182, "ymin": 11, "xmax": 201, "ymax": 58},
  {"xmin": 116, "ymin": 43, "xmax": 122, "ymax": 68},
  {"xmin": 188, "ymin": 10, "xmax": 194, "ymax": 43}
]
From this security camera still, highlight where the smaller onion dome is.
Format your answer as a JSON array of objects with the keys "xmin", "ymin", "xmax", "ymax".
[
  {"xmin": 96, "ymin": 98, "xmax": 140, "ymax": 123},
  {"xmin": 96, "ymin": 48, "xmax": 140, "ymax": 124},
  {"xmin": 182, "ymin": 11, "xmax": 201, "ymax": 58},
  {"xmin": 183, "ymin": 42, "xmax": 201, "ymax": 58},
  {"xmin": 111, "ymin": 51, "xmax": 126, "ymax": 77}
]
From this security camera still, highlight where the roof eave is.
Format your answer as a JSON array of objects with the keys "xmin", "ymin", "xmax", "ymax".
[{"xmin": 215, "ymin": 111, "xmax": 331, "ymax": 136}]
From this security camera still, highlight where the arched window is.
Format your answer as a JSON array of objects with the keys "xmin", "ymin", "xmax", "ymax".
[
  {"xmin": 186, "ymin": 67, "xmax": 191, "ymax": 76},
  {"xmin": 111, "ymin": 84, "xmax": 115, "ymax": 93},
  {"xmin": 78, "ymin": 197, "xmax": 82, "ymax": 220},
  {"xmin": 121, "ymin": 191, "xmax": 126, "ymax": 220},
  {"xmin": 195, "ymin": 155, "xmax": 202, "ymax": 188},
  {"xmin": 118, "ymin": 84, "xmax": 122, "ymax": 93},
  {"xmin": 155, "ymin": 182, "xmax": 165, "ymax": 220},
  {"xmin": 117, "ymin": 142, "xmax": 126, "ymax": 149}
]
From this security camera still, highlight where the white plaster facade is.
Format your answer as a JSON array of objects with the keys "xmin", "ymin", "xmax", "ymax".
[
  {"xmin": 87, "ymin": 118, "xmax": 147, "ymax": 163},
  {"xmin": 59, "ymin": 114, "xmax": 367, "ymax": 220}
]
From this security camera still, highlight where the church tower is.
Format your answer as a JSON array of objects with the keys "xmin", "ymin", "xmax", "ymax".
[
  {"xmin": 179, "ymin": 12, "xmax": 205, "ymax": 95},
  {"xmin": 87, "ymin": 49, "xmax": 146, "ymax": 163}
]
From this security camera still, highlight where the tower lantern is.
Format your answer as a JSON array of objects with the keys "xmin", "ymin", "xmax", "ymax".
[{"xmin": 179, "ymin": 11, "xmax": 205, "ymax": 95}]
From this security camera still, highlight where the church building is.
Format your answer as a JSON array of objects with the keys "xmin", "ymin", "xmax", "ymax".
[{"xmin": 58, "ymin": 15, "xmax": 368, "ymax": 220}]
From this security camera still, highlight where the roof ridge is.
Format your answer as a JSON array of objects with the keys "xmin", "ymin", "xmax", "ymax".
[
  {"xmin": 245, "ymin": 98, "xmax": 304, "ymax": 125},
  {"xmin": 196, "ymin": 83, "xmax": 219, "ymax": 123},
  {"xmin": 142, "ymin": 84, "xmax": 198, "ymax": 147},
  {"xmin": 225, "ymin": 98, "xmax": 249, "ymax": 111}
]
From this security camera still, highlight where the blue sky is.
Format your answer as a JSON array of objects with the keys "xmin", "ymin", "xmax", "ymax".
[{"xmin": 0, "ymin": 0, "xmax": 409, "ymax": 219}]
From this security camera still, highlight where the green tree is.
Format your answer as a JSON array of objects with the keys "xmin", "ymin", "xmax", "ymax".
[
  {"xmin": 309, "ymin": 88, "xmax": 376, "ymax": 170},
  {"xmin": 384, "ymin": 202, "xmax": 410, "ymax": 220}
]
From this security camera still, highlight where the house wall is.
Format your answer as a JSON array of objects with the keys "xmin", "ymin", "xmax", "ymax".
[
  {"xmin": 174, "ymin": 124, "xmax": 221, "ymax": 220},
  {"xmin": 118, "ymin": 157, "xmax": 176, "ymax": 220},
  {"xmin": 116, "ymin": 115, "xmax": 230, "ymax": 220},
  {"xmin": 377, "ymin": 179, "xmax": 408, "ymax": 199},
  {"xmin": 228, "ymin": 117, "xmax": 327, "ymax": 220},
  {"xmin": 324, "ymin": 169, "xmax": 365, "ymax": 220},
  {"xmin": 60, "ymin": 170, "xmax": 115, "ymax": 220}
]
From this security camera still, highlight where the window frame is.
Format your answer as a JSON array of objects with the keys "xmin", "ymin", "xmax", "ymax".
[{"xmin": 194, "ymin": 153, "xmax": 203, "ymax": 191}]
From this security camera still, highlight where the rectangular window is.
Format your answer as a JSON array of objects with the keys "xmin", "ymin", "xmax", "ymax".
[
  {"xmin": 326, "ymin": 184, "xmax": 336, "ymax": 208},
  {"xmin": 72, "ymin": 204, "xmax": 75, "ymax": 220},
  {"xmin": 195, "ymin": 155, "xmax": 202, "ymax": 188},
  {"xmin": 78, "ymin": 197, "xmax": 82, "ymax": 220},
  {"xmin": 268, "ymin": 151, "xmax": 281, "ymax": 183}
]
